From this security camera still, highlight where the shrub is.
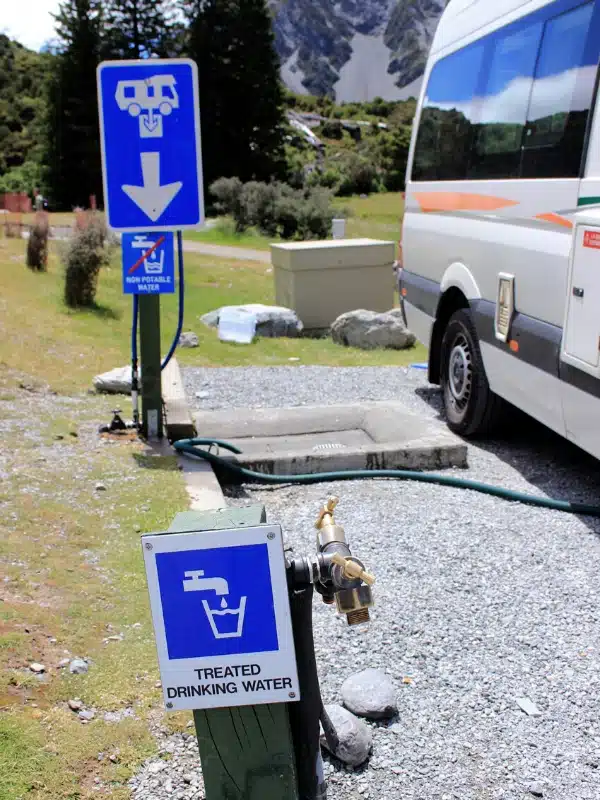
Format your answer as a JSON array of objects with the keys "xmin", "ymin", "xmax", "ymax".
[
  {"xmin": 321, "ymin": 119, "xmax": 343, "ymax": 140},
  {"xmin": 26, "ymin": 212, "xmax": 49, "ymax": 271},
  {"xmin": 240, "ymin": 181, "xmax": 279, "ymax": 232},
  {"xmin": 209, "ymin": 178, "xmax": 335, "ymax": 241},
  {"xmin": 336, "ymin": 154, "xmax": 379, "ymax": 196},
  {"xmin": 209, "ymin": 177, "xmax": 243, "ymax": 222},
  {"xmin": 63, "ymin": 212, "xmax": 110, "ymax": 308}
]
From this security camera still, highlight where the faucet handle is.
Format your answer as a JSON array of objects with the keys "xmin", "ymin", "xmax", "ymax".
[{"xmin": 330, "ymin": 553, "xmax": 375, "ymax": 586}]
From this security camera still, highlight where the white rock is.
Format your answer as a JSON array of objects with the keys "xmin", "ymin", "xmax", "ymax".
[
  {"xmin": 179, "ymin": 332, "xmax": 199, "ymax": 348},
  {"xmin": 200, "ymin": 304, "xmax": 303, "ymax": 338},
  {"xmin": 516, "ymin": 697, "xmax": 542, "ymax": 717},
  {"xmin": 331, "ymin": 309, "xmax": 416, "ymax": 350},
  {"xmin": 320, "ymin": 704, "xmax": 372, "ymax": 766},
  {"xmin": 92, "ymin": 366, "xmax": 135, "ymax": 394},
  {"xmin": 341, "ymin": 668, "xmax": 398, "ymax": 720},
  {"xmin": 29, "ymin": 662, "xmax": 45, "ymax": 674}
]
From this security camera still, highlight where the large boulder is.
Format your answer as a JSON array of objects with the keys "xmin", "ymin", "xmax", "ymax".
[
  {"xmin": 331, "ymin": 308, "xmax": 416, "ymax": 350},
  {"xmin": 320, "ymin": 704, "xmax": 372, "ymax": 766},
  {"xmin": 200, "ymin": 304, "xmax": 303, "ymax": 338}
]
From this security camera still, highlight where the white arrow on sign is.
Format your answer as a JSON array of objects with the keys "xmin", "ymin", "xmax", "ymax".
[{"xmin": 122, "ymin": 152, "xmax": 182, "ymax": 222}]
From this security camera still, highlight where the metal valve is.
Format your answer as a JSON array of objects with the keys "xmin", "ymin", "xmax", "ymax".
[{"xmin": 314, "ymin": 496, "xmax": 375, "ymax": 626}]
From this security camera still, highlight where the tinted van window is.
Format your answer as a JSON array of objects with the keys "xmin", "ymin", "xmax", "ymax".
[
  {"xmin": 467, "ymin": 21, "xmax": 543, "ymax": 179},
  {"xmin": 412, "ymin": 42, "xmax": 485, "ymax": 182},
  {"xmin": 411, "ymin": 0, "xmax": 598, "ymax": 183},
  {"xmin": 521, "ymin": 2, "xmax": 596, "ymax": 178}
]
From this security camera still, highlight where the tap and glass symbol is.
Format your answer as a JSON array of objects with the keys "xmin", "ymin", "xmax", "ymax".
[
  {"xmin": 155, "ymin": 543, "xmax": 278, "ymax": 659},
  {"xmin": 131, "ymin": 234, "xmax": 165, "ymax": 274},
  {"xmin": 183, "ymin": 570, "xmax": 247, "ymax": 639}
]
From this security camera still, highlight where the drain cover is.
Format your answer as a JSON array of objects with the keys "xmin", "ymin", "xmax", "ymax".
[{"xmin": 312, "ymin": 442, "xmax": 345, "ymax": 451}]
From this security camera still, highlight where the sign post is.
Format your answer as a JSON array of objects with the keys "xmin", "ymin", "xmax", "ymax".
[
  {"xmin": 97, "ymin": 58, "xmax": 204, "ymax": 438},
  {"xmin": 143, "ymin": 506, "xmax": 300, "ymax": 799}
]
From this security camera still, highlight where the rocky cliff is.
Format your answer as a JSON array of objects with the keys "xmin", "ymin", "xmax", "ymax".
[{"xmin": 272, "ymin": 0, "xmax": 448, "ymax": 101}]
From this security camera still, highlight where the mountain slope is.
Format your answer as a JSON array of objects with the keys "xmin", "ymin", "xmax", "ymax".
[{"xmin": 272, "ymin": 0, "xmax": 448, "ymax": 101}]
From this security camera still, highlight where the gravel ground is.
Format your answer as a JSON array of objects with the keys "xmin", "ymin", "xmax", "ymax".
[{"xmin": 137, "ymin": 366, "xmax": 600, "ymax": 800}]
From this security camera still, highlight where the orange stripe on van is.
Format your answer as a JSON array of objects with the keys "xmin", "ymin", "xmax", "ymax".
[
  {"xmin": 534, "ymin": 212, "xmax": 573, "ymax": 230},
  {"xmin": 413, "ymin": 192, "xmax": 519, "ymax": 213}
]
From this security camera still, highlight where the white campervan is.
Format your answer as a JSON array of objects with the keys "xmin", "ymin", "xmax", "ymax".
[{"xmin": 400, "ymin": 0, "xmax": 600, "ymax": 457}]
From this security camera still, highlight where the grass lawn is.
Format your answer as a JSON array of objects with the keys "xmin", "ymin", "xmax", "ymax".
[
  {"xmin": 0, "ymin": 234, "xmax": 424, "ymax": 394},
  {"xmin": 333, "ymin": 192, "xmax": 404, "ymax": 242}
]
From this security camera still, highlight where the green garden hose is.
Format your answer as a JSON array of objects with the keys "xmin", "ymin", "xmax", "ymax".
[{"xmin": 174, "ymin": 438, "xmax": 600, "ymax": 519}]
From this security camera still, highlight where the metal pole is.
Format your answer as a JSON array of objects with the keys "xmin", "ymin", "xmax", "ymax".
[{"xmin": 139, "ymin": 294, "xmax": 163, "ymax": 439}]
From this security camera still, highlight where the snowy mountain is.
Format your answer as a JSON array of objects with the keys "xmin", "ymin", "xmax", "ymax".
[{"xmin": 271, "ymin": 0, "xmax": 448, "ymax": 101}]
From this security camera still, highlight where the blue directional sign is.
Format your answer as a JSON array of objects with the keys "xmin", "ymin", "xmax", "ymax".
[
  {"xmin": 142, "ymin": 525, "xmax": 300, "ymax": 711},
  {"xmin": 97, "ymin": 59, "xmax": 204, "ymax": 233},
  {"xmin": 122, "ymin": 232, "xmax": 175, "ymax": 294}
]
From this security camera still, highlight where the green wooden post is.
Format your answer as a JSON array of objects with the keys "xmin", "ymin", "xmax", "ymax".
[
  {"xmin": 168, "ymin": 506, "xmax": 299, "ymax": 800},
  {"xmin": 139, "ymin": 294, "xmax": 163, "ymax": 439}
]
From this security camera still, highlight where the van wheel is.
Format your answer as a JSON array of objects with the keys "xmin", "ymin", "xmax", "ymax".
[{"xmin": 440, "ymin": 308, "xmax": 503, "ymax": 437}]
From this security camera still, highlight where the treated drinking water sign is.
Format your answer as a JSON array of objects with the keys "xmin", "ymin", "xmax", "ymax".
[
  {"xmin": 122, "ymin": 232, "xmax": 175, "ymax": 294},
  {"xmin": 142, "ymin": 525, "xmax": 300, "ymax": 711}
]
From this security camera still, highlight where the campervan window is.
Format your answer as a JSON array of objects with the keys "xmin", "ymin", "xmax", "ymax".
[{"xmin": 412, "ymin": 0, "xmax": 599, "ymax": 183}]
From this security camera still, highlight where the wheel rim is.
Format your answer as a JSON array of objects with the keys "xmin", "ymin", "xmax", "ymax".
[{"xmin": 447, "ymin": 333, "xmax": 472, "ymax": 412}]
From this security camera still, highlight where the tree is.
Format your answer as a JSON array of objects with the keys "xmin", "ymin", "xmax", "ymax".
[
  {"xmin": 0, "ymin": 35, "xmax": 50, "ymax": 180},
  {"xmin": 45, "ymin": 0, "xmax": 104, "ymax": 209},
  {"xmin": 184, "ymin": 0, "xmax": 287, "ymax": 195},
  {"xmin": 103, "ymin": 0, "xmax": 178, "ymax": 59}
]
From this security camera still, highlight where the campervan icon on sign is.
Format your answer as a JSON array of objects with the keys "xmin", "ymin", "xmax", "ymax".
[{"xmin": 115, "ymin": 75, "xmax": 179, "ymax": 138}]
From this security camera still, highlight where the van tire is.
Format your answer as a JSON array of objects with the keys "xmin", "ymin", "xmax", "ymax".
[{"xmin": 440, "ymin": 308, "xmax": 504, "ymax": 437}]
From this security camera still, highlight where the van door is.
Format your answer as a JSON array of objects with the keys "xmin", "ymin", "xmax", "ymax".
[
  {"xmin": 560, "ymin": 5, "xmax": 600, "ymax": 458},
  {"xmin": 560, "ymin": 210, "xmax": 600, "ymax": 457}
]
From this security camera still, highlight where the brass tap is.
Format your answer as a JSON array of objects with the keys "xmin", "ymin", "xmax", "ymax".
[
  {"xmin": 314, "ymin": 496, "xmax": 375, "ymax": 626},
  {"xmin": 315, "ymin": 496, "xmax": 346, "ymax": 550},
  {"xmin": 315, "ymin": 495, "xmax": 339, "ymax": 530}
]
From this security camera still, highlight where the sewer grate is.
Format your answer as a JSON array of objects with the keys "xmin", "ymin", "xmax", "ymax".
[{"xmin": 312, "ymin": 442, "xmax": 345, "ymax": 451}]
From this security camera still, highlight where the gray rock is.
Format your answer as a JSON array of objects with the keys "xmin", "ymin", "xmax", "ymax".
[
  {"xmin": 69, "ymin": 658, "xmax": 89, "ymax": 675},
  {"xmin": 331, "ymin": 308, "xmax": 416, "ymax": 350},
  {"xmin": 68, "ymin": 698, "xmax": 83, "ymax": 711},
  {"xmin": 78, "ymin": 709, "xmax": 95, "ymax": 721},
  {"xmin": 529, "ymin": 781, "xmax": 545, "ymax": 797},
  {"xmin": 179, "ymin": 332, "xmax": 199, "ymax": 348},
  {"xmin": 92, "ymin": 366, "xmax": 136, "ymax": 394},
  {"xmin": 200, "ymin": 304, "xmax": 303, "ymax": 338},
  {"xmin": 341, "ymin": 668, "xmax": 397, "ymax": 720},
  {"xmin": 320, "ymin": 704, "xmax": 372, "ymax": 766},
  {"xmin": 29, "ymin": 662, "xmax": 45, "ymax": 673}
]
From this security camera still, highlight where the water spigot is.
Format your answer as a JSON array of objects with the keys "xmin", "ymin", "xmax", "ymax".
[{"xmin": 314, "ymin": 497, "xmax": 375, "ymax": 626}]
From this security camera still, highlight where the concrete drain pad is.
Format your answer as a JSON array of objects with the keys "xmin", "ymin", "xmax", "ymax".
[{"xmin": 191, "ymin": 401, "xmax": 467, "ymax": 476}]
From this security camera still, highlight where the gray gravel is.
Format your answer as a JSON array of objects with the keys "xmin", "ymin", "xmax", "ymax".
[{"xmin": 144, "ymin": 366, "xmax": 600, "ymax": 800}]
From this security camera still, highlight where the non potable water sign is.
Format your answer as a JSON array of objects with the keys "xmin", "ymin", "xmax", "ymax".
[
  {"xmin": 142, "ymin": 524, "xmax": 300, "ymax": 711},
  {"xmin": 122, "ymin": 232, "xmax": 175, "ymax": 294},
  {"xmin": 96, "ymin": 59, "xmax": 204, "ymax": 232}
]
